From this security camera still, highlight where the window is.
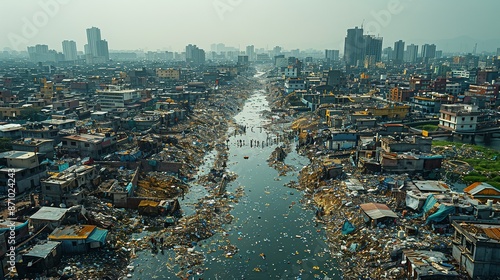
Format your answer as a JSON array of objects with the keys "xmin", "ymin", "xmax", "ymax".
[
  {"xmin": 62, "ymin": 141, "xmax": 67, "ymax": 145},
  {"xmin": 45, "ymin": 185, "xmax": 51, "ymax": 190},
  {"xmin": 84, "ymin": 143, "xmax": 90, "ymax": 147},
  {"xmin": 72, "ymin": 241, "xmax": 77, "ymax": 246},
  {"xmin": 471, "ymin": 117, "xmax": 474, "ymax": 121},
  {"xmin": 71, "ymin": 141, "xmax": 76, "ymax": 146},
  {"xmin": 462, "ymin": 117, "xmax": 465, "ymax": 121}
]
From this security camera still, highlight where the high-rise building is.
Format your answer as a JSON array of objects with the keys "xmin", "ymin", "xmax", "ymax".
[
  {"xmin": 406, "ymin": 44, "xmax": 419, "ymax": 63},
  {"xmin": 62, "ymin": 40, "xmax": 78, "ymax": 61},
  {"xmin": 344, "ymin": 26, "xmax": 365, "ymax": 67},
  {"xmin": 27, "ymin": 44, "xmax": 62, "ymax": 62},
  {"xmin": 383, "ymin": 47, "xmax": 393, "ymax": 62},
  {"xmin": 421, "ymin": 44, "xmax": 436, "ymax": 60},
  {"xmin": 246, "ymin": 45, "xmax": 255, "ymax": 61},
  {"xmin": 325, "ymin": 49, "xmax": 339, "ymax": 62},
  {"xmin": 497, "ymin": 48, "xmax": 500, "ymax": 57},
  {"xmin": 393, "ymin": 40, "xmax": 405, "ymax": 64},
  {"xmin": 364, "ymin": 35, "xmax": 383, "ymax": 63},
  {"xmin": 86, "ymin": 27, "xmax": 109, "ymax": 64},
  {"xmin": 185, "ymin": 44, "xmax": 205, "ymax": 65}
]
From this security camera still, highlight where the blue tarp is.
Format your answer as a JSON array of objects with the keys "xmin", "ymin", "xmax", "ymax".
[
  {"xmin": 426, "ymin": 204, "xmax": 455, "ymax": 224},
  {"xmin": 86, "ymin": 228, "xmax": 108, "ymax": 245},
  {"xmin": 422, "ymin": 194, "xmax": 437, "ymax": 214},
  {"xmin": 0, "ymin": 220, "xmax": 28, "ymax": 233},
  {"xmin": 126, "ymin": 182, "xmax": 133, "ymax": 196},
  {"xmin": 341, "ymin": 220, "xmax": 356, "ymax": 235}
]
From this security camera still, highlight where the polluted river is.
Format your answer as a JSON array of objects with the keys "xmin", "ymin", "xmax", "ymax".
[{"xmin": 128, "ymin": 73, "xmax": 340, "ymax": 280}]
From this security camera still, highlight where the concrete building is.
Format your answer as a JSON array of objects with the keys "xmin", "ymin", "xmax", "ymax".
[
  {"xmin": 62, "ymin": 40, "xmax": 78, "ymax": 61},
  {"xmin": 421, "ymin": 44, "xmax": 437, "ymax": 61},
  {"xmin": 380, "ymin": 135, "xmax": 432, "ymax": 153},
  {"xmin": 439, "ymin": 104, "xmax": 480, "ymax": 132},
  {"xmin": 452, "ymin": 220, "xmax": 500, "ymax": 279},
  {"xmin": 344, "ymin": 27, "xmax": 365, "ymax": 67},
  {"xmin": 85, "ymin": 27, "xmax": 109, "ymax": 64},
  {"xmin": 11, "ymin": 138, "xmax": 55, "ymax": 159},
  {"xmin": 29, "ymin": 206, "xmax": 69, "ymax": 231},
  {"xmin": 284, "ymin": 78, "xmax": 306, "ymax": 94},
  {"xmin": 0, "ymin": 151, "xmax": 47, "ymax": 194},
  {"xmin": 156, "ymin": 68, "xmax": 181, "ymax": 80},
  {"xmin": 389, "ymin": 87, "xmax": 414, "ymax": 102},
  {"xmin": 60, "ymin": 133, "xmax": 117, "ymax": 159},
  {"xmin": 405, "ymin": 44, "xmax": 419, "ymax": 63},
  {"xmin": 96, "ymin": 86, "xmax": 141, "ymax": 112},
  {"xmin": 393, "ymin": 40, "xmax": 405, "ymax": 64},
  {"xmin": 41, "ymin": 165, "xmax": 98, "ymax": 206}
]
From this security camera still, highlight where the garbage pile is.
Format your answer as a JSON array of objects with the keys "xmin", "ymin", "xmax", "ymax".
[{"xmin": 136, "ymin": 173, "xmax": 188, "ymax": 199}]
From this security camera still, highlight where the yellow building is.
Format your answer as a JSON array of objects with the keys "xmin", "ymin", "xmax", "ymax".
[
  {"xmin": 156, "ymin": 68, "xmax": 181, "ymax": 80},
  {"xmin": 354, "ymin": 105, "xmax": 410, "ymax": 120}
]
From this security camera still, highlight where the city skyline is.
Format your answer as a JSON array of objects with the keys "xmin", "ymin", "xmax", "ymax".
[{"xmin": 2, "ymin": 0, "xmax": 500, "ymax": 53}]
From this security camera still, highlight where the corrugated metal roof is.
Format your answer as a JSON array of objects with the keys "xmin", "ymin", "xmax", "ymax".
[
  {"xmin": 49, "ymin": 225, "xmax": 96, "ymax": 240},
  {"xmin": 30, "ymin": 207, "xmax": 68, "ymax": 221},
  {"xmin": 24, "ymin": 241, "xmax": 61, "ymax": 259},
  {"xmin": 464, "ymin": 182, "xmax": 499, "ymax": 196},
  {"xmin": 483, "ymin": 228, "xmax": 500, "ymax": 241},
  {"xmin": 360, "ymin": 203, "xmax": 398, "ymax": 220}
]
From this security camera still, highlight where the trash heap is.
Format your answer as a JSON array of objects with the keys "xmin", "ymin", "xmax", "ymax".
[{"xmin": 136, "ymin": 173, "xmax": 188, "ymax": 199}]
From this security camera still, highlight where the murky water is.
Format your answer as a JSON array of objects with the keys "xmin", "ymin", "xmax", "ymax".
[{"xmin": 129, "ymin": 75, "xmax": 340, "ymax": 280}]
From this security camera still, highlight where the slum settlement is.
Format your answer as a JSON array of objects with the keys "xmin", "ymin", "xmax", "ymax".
[{"xmin": 1, "ymin": 52, "xmax": 500, "ymax": 280}]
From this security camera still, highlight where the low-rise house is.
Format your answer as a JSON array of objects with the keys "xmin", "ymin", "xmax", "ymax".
[
  {"xmin": 0, "ymin": 123, "xmax": 23, "ymax": 139},
  {"xmin": 452, "ymin": 220, "xmax": 500, "ymax": 279},
  {"xmin": 360, "ymin": 203, "xmax": 398, "ymax": 227},
  {"xmin": 0, "ymin": 151, "xmax": 48, "ymax": 194},
  {"xmin": 402, "ymin": 249, "xmax": 458, "ymax": 279},
  {"xmin": 60, "ymin": 133, "xmax": 117, "ymax": 159},
  {"xmin": 11, "ymin": 138, "xmax": 55, "ymax": 159},
  {"xmin": 48, "ymin": 225, "xmax": 108, "ymax": 254},
  {"xmin": 464, "ymin": 182, "xmax": 500, "ymax": 203},
  {"xmin": 17, "ymin": 241, "xmax": 62, "ymax": 275},
  {"xmin": 380, "ymin": 135, "xmax": 432, "ymax": 153},
  {"xmin": 41, "ymin": 165, "xmax": 98, "ymax": 206},
  {"xmin": 29, "ymin": 207, "xmax": 68, "ymax": 232}
]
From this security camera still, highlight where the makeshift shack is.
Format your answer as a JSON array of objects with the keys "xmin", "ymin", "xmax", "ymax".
[
  {"xmin": 402, "ymin": 249, "xmax": 458, "ymax": 279},
  {"xmin": 138, "ymin": 200, "xmax": 160, "ymax": 215},
  {"xmin": 48, "ymin": 225, "xmax": 108, "ymax": 254},
  {"xmin": 29, "ymin": 207, "xmax": 69, "ymax": 232},
  {"xmin": 360, "ymin": 203, "xmax": 398, "ymax": 227},
  {"xmin": 18, "ymin": 241, "xmax": 62, "ymax": 275}
]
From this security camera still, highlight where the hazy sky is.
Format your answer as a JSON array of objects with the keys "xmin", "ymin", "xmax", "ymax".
[{"xmin": 1, "ymin": 0, "xmax": 499, "ymax": 53}]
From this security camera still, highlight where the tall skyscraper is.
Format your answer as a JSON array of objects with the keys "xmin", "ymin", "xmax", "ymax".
[
  {"xmin": 86, "ymin": 27, "xmax": 109, "ymax": 64},
  {"xmin": 344, "ymin": 26, "xmax": 365, "ymax": 67},
  {"xmin": 497, "ymin": 48, "xmax": 500, "ymax": 57},
  {"xmin": 393, "ymin": 40, "xmax": 405, "ymax": 64},
  {"xmin": 185, "ymin": 44, "xmax": 205, "ymax": 65},
  {"xmin": 246, "ymin": 45, "xmax": 255, "ymax": 61},
  {"xmin": 325, "ymin": 49, "xmax": 340, "ymax": 62},
  {"xmin": 364, "ymin": 35, "xmax": 383, "ymax": 62},
  {"xmin": 62, "ymin": 40, "xmax": 78, "ymax": 61},
  {"xmin": 406, "ymin": 44, "xmax": 419, "ymax": 63},
  {"xmin": 421, "ymin": 44, "xmax": 436, "ymax": 60}
]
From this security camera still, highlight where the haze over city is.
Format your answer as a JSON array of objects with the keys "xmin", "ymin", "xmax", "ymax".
[{"xmin": 2, "ymin": 0, "xmax": 500, "ymax": 53}]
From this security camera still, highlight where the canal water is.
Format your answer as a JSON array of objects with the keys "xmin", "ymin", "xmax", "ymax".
[{"xmin": 129, "ymin": 75, "xmax": 340, "ymax": 279}]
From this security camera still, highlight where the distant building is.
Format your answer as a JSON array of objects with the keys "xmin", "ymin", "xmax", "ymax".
[
  {"xmin": 393, "ymin": 40, "xmax": 405, "ymax": 64},
  {"xmin": 85, "ymin": 27, "xmax": 109, "ymax": 64},
  {"xmin": 156, "ymin": 68, "xmax": 181, "ymax": 80},
  {"xmin": 405, "ymin": 44, "xmax": 419, "ymax": 63},
  {"xmin": 421, "ymin": 44, "xmax": 437, "ymax": 61},
  {"xmin": 62, "ymin": 40, "xmax": 78, "ymax": 61},
  {"xmin": 245, "ymin": 45, "xmax": 255, "ymax": 61},
  {"xmin": 60, "ymin": 133, "xmax": 117, "ymax": 159},
  {"xmin": 185, "ymin": 44, "xmax": 205, "ymax": 65},
  {"xmin": 96, "ymin": 86, "xmax": 141, "ymax": 111},
  {"xmin": 325, "ymin": 49, "xmax": 339, "ymax": 62},
  {"xmin": 344, "ymin": 27, "xmax": 365, "ymax": 67}
]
